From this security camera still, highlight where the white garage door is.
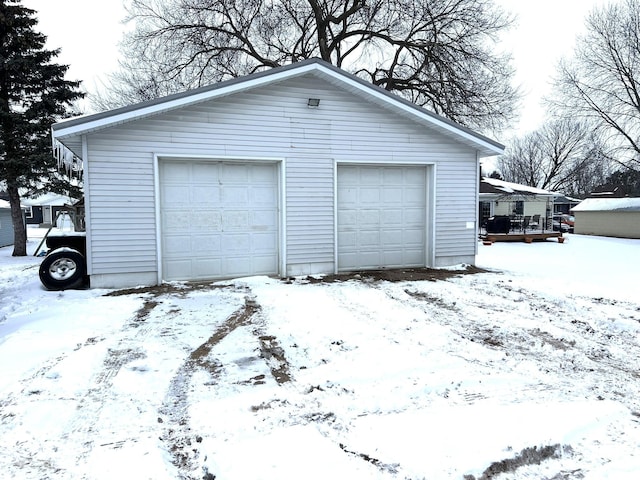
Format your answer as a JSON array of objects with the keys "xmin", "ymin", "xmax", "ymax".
[
  {"xmin": 159, "ymin": 160, "xmax": 279, "ymax": 281},
  {"xmin": 337, "ymin": 165, "xmax": 426, "ymax": 271}
]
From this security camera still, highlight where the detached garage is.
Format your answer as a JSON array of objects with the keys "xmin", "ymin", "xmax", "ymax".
[
  {"xmin": 0, "ymin": 200, "xmax": 14, "ymax": 248},
  {"xmin": 52, "ymin": 59, "xmax": 503, "ymax": 289},
  {"xmin": 573, "ymin": 197, "xmax": 640, "ymax": 239}
]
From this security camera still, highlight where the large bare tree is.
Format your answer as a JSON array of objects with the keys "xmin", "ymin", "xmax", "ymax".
[
  {"xmin": 98, "ymin": 0, "xmax": 518, "ymax": 132},
  {"xmin": 498, "ymin": 120, "xmax": 611, "ymax": 197},
  {"xmin": 553, "ymin": 0, "xmax": 640, "ymax": 170}
]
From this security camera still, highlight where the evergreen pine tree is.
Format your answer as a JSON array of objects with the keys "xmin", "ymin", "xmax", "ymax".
[{"xmin": 0, "ymin": 0, "xmax": 83, "ymax": 256}]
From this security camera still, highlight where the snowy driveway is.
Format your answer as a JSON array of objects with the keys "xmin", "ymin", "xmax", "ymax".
[{"xmin": 1, "ymin": 234, "xmax": 640, "ymax": 479}]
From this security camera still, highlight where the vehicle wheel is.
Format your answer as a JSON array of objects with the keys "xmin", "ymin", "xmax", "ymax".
[{"xmin": 39, "ymin": 249, "xmax": 87, "ymax": 290}]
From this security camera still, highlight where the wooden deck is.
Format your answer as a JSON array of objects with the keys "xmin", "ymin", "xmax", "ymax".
[{"xmin": 481, "ymin": 231, "xmax": 564, "ymax": 244}]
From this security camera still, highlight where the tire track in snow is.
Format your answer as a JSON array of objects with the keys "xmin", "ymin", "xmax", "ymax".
[
  {"xmin": 396, "ymin": 275, "xmax": 640, "ymax": 412},
  {"xmin": 46, "ymin": 294, "xmax": 187, "ymax": 475},
  {"xmin": 159, "ymin": 297, "xmax": 268, "ymax": 479}
]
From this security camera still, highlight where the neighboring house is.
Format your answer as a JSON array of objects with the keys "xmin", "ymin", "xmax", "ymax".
[
  {"xmin": 0, "ymin": 199, "xmax": 14, "ymax": 248},
  {"xmin": 21, "ymin": 193, "xmax": 78, "ymax": 226},
  {"xmin": 479, "ymin": 178, "xmax": 557, "ymax": 230},
  {"xmin": 572, "ymin": 198, "xmax": 640, "ymax": 239},
  {"xmin": 553, "ymin": 195, "xmax": 582, "ymax": 215},
  {"xmin": 51, "ymin": 58, "xmax": 504, "ymax": 289}
]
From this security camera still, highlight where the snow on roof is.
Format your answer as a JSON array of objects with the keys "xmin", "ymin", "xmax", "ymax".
[
  {"xmin": 572, "ymin": 197, "xmax": 640, "ymax": 212},
  {"xmin": 481, "ymin": 177, "xmax": 557, "ymax": 196},
  {"xmin": 0, "ymin": 199, "xmax": 9, "ymax": 209},
  {"xmin": 20, "ymin": 193, "xmax": 77, "ymax": 207}
]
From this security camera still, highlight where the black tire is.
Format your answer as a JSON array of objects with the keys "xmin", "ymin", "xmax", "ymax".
[{"xmin": 39, "ymin": 249, "xmax": 87, "ymax": 290}]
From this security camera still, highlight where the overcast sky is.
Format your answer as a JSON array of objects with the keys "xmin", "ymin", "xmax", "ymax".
[{"xmin": 23, "ymin": 0, "xmax": 610, "ymax": 137}]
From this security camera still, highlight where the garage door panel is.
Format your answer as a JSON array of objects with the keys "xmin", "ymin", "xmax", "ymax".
[
  {"xmin": 220, "ymin": 211, "xmax": 248, "ymax": 230},
  {"xmin": 381, "ymin": 230, "xmax": 402, "ymax": 246},
  {"xmin": 194, "ymin": 258, "xmax": 223, "ymax": 277},
  {"xmin": 222, "ymin": 186, "xmax": 249, "ymax": 204},
  {"xmin": 338, "ymin": 165, "xmax": 426, "ymax": 271},
  {"xmin": 382, "ymin": 187, "xmax": 403, "ymax": 203},
  {"xmin": 382, "ymin": 251, "xmax": 403, "ymax": 264},
  {"xmin": 162, "ymin": 185, "xmax": 191, "ymax": 206},
  {"xmin": 251, "ymin": 185, "xmax": 278, "ymax": 203},
  {"xmin": 198, "ymin": 212, "xmax": 223, "ymax": 231},
  {"xmin": 404, "ymin": 187, "xmax": 425, "ymax": 202},
  {"xmin": 360, "ymin": 188, "xmax": 381, "ymax": 202},
  {"xmin": 194, "ymin": 235, "xmax": 221, "ymax": 252},
  {"xmin": 164, "ymin": 259, "xmax": 192, "ymax": 279},
  {"xmin": 224, "ymin": 256, "xmax": 252, "ymax": 275},
  {"xmin": 359, "ymin": 169, "xmax": 381, "ymax": 184},
  {"xmin": 251, "ymin": 255, "xmax": 279, "ymax": 272},
  {"xmin": 162, "ymin": 162, "xmax": 190, "ymax": 181},
  {"xmin": 383, "ymin": 169, "xmax": 403, "ymax": 182},
  {"xmin": 250, "ymin": 210, "xmax": 278, "ymax": 230},
  {"xmin": 359, "ymin": 210, "xmax": 380, "ymax": 225},
  {"xmin": 403, "ymin": 228, "xmax": 424, "ymax": 244},
  {"xmin": 160, "ymin": 161, "xmax": 278, "ymax": 281},
  {"xmin": 337, "ymin": 186, "xmax": 358, "ymax": 204},
  {"xmin": 338, "ymin": 231, "xmax": 357, "ymax": 248},
  {"xmin": 360, "ymin": 230, "xmax": 381, "ymax": 246},
  {"xmin": 381, "ymin": 209, "xmax": 403, "ymax": 225},
  {"xmin": 252, "ymin": 232, "xmax": 277, "ymax": 251},
  {"xmin": 338, "ymin": 210, "xmax": 357, "ymax": 226},
  {"xmin": 162, "ymin": 211, "xmax": 190, "ymax": 231},
  {"xmin": 194, "ymin": 186, "xmax": 220, "ymax": 204},
  {"xmin": 221, "ymin": 233, "xmax": 251, "ymax": 251},
  {"xmin": 403, "ymin": 208, "xmax": 425, "ymax": 224},
  {"xmin": 251, "ymin": 164, "xmax": 278, "ymax": 182},
  {"xmin": 221, "ymin": 163, "xmax": 250, "ymax": 182},
  {"xmin": 405, "ymin": 249, "xmax": 425, "ymax": 263},
  {"xmin": 164, "ymin": 235, "xmax": 191, "ymax": 255}
]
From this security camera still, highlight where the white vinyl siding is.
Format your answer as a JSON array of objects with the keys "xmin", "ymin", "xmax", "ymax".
[
  {"xmin": 574, "ymin": 211, "xmax": 640, "ymax": 239},
  {"xmin": 435, "ymin": 162, "xmax": 479, "ymax": 262},
  {"xmin": 82, "ymin": 75, "xmax": 478, "ymax": 283}
]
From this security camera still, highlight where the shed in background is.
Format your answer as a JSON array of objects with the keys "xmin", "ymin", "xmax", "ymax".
[
  {"xmin": 0, "ymin": 200, "xmax": 14, "ymax": 248},
  {"xmin": 572, "ymin": 198, "xmax": 640, "ymax": 239}
]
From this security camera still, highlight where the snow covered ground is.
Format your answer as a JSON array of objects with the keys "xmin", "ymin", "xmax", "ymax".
[{"xmin": 1, "ymin": 229, "xmax": 639, "ymax": 479}]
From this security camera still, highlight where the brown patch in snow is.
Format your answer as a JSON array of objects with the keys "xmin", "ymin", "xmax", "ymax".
[{"xmin": 292, "ymin": 265, "xmax": 488, "ymax": 284}]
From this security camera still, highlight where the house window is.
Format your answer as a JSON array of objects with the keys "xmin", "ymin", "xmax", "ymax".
[
  {"xmin": 25, "ymin": 206, "xmax": 33, "ymax": 218},
  {"xmin": 514, "ymin": 201, "xmax": 524, "ymax": 215}
]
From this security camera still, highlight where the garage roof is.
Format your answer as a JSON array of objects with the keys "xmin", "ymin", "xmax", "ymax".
[
  {"xmin": 480, "ymin": 178, "xmax": 557, "ymax": 197},
  {"xmin": 52, "ymin": 58, "xmax": 504, "ymax": 158},
  {"xmin": 573, "ymin": 198, "xmax": 640, "ymax": 212}
]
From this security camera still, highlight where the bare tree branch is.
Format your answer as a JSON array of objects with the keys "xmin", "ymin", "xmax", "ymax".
[
  {"xmin": 551, "ymin": 0, "xmax": 640, "ymax": 171},
  {"xmin": 94, "ymin": 0, "xmax": 518, "ymax": 133},
  {"xmin": 498, "ymin": 120, "xmax": 612, "ymax": 197}
]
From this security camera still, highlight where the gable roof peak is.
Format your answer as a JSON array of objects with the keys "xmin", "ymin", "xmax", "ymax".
[{"xmin": 53, "ymin": 59, "xmax": 504, "ymax": 158}]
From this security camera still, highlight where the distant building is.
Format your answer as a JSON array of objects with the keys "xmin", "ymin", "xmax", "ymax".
[
  {"xmin": 0, "ymin": 199, "xmax": 14, "ymax": 247},
  {"xmin": 572, "ymin": 198, "xmax": 640, "ymax": 239},
  {"xmin": 553, "ymin": 195, "xmax": 582, "ymax": 215},
  {"xmin": 21, "ymin": 193, "xmax": 78, "ymax": 227},
  {"xmin": 479, "ymin": 178, "xmax": 557, "ymax": 230}
]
